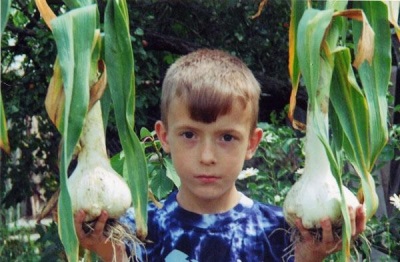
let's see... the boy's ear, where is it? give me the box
[155,120,170,153]
[245,127,263,160]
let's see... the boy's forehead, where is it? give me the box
[167,97,252,123]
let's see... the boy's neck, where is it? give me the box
[176,187,241,214]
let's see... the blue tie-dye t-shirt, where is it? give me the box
[120,191,293,262]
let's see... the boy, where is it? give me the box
[75,49,366,261]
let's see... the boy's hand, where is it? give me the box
[74,210,127,262]
[294,205,366,262]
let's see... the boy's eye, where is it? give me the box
[221,134,234,142]
[182,131,195,139]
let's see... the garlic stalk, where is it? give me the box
[283,111,359,229]
[67,101,132,222]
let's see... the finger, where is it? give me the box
[321,218,343,254]
[348,206,356,237]
[295,218,312,242]
[355,205,366,235]
[92,210,108,237]
[74,210,87,239]
[320,218,334,243]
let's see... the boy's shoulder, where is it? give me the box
[252,198,286,221]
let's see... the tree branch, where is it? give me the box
[143,31,203,55]
[6,24,36,36]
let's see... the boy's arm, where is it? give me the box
[74,210,129,262]
[294,205,366,262]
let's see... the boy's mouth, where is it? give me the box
[195,175,220,184]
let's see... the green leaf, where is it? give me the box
[104,0,148,238]
[352,1,391,166]
[329,1,391,220]
[326,0,348,11]
[287,0,306,123]
[150,168,174,200]
[331,49,370,173]
[165,158,181,188]
[0,91,10,154]
[329,48,370,260]
[140,127,152,140]
[1,0,11,37]
[110,151,125,175]
[0,0,11,154]
[50,5,98,261]
[63,0,95,10]
[296,8,334,102]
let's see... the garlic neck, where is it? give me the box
[78,101,108,161]
[303,109,332,180]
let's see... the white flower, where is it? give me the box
[237,167,259,180]
[274,195,281,203]
[264,132,277,143]
[390,194,400,211]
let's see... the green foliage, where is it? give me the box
[111,127,180,201]
[1,0,60,211]
[0,218,68,261]
[0,227,41,261]
[363,213,400,260]
[387,124,400,162]
[0,116,60,208]
[141,129,181,200]
[35,222,66,261]
[238,120,303,205]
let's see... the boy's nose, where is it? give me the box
[200,141,216,165]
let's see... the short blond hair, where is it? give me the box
[160,49,261,131]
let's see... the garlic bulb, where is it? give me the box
[283,118,359,229]
[67,101,132,222]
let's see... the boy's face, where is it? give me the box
[155,98,262,211]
